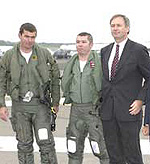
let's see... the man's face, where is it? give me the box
[19,30,36,51]
[110,17,129,42]
[76,35,93,56]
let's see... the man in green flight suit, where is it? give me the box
[0,23,60,164]
[61,32,109,164]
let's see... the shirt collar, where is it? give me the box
[115,38,128,47]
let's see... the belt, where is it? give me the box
[12,97,41,105]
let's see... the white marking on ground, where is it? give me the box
[0,136,150,154]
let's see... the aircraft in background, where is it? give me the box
[60,43,109,57]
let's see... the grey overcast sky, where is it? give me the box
[0,0,150,44]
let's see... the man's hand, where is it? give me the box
[129,100,143,115]
[0,107,9,121]
[53,105,59,113]
[142,125,149,136]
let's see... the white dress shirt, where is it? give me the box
[108,38,128,79]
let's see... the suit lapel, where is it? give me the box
[115,39,132,75]
[103,43,114,80]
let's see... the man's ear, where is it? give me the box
[18,33,21,39]
[90,42,93,49]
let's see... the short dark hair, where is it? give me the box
[77,32,93,43]
[110,14,130,33]
[19,23,37,36]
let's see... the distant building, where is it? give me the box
[0,46,13,58]
[0,46,13,53]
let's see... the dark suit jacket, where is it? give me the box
[100,39,150,121]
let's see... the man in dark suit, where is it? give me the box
[100,14,150,164]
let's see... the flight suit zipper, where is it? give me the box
[80,72,83,103]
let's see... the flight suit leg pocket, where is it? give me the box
[10,117,16,132]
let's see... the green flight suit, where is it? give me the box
[0,43,60,164]
[62,51,109,164]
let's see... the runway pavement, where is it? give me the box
[0,98,150,164]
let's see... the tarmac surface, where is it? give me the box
[0,59,150,164]
[0,104,150,164]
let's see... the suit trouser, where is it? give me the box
[10,104,58,164]
[66,103,109,164]
[102,118,143,164]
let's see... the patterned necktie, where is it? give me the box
[111,44,119,80]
